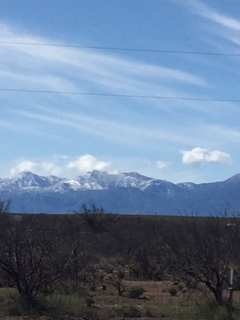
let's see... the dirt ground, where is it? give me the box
[0,281,239,320]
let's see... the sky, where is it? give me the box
[1,0,240,182]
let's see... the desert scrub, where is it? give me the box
[114,305,142,318]
[46,293,85,312]
[127,287,145,299]
[194,302,240,320]
[168,287,178,296]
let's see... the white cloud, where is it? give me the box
[156,160,170,169]
[182,147,231,165]
[10,160,62,176]
[67,154,111,173]
[10,155,111,177]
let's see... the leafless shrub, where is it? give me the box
[165,217,240,308]
[0,215,80,304]
[0,200,10,215]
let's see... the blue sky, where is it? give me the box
[1,0,240,182]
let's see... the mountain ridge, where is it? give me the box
[1,170,240,215]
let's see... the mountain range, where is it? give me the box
[0,170,240,215]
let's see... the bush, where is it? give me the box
[114,305,142,318]
[168,287,177,296]
[127,287,145,299]
[8,295,48,316]
[145,307,154,317]
[195,302,231,320]
[177,283,184,291]
[85,296,95,308]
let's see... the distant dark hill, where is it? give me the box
[0,171,240,215]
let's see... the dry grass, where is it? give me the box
[1,282,240,319]
[94,280,206,319]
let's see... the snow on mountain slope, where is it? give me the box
[0,170,158,193]
[76,170,154,190]
[0,172,62,192]
[1,171,240,214]
[1,171,235,195]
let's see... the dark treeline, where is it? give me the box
[0,203,240,318]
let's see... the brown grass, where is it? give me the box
[0,281,240,320]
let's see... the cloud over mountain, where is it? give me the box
[182,147,231,165]
[67,154,111,173]
[10,155,112,177]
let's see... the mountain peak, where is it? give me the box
[122,171,151,180]
[15,171,38,178]
[11,171,53,189]
[225,173,240,183]
[2,171,240,214]
[86,170,114,177]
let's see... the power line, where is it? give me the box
[0,88,240,103]
[0,41,240,56]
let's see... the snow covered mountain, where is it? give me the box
[0,170,156,193]
[1,171,240,215]
[0,172,62,192]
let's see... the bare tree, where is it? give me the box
[0,215,77,304]
[0,200,10,215]
[99,258,127,296]
[165,217,240,308]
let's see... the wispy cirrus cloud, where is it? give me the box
[0,22,207,94]
[0,119,15,130]
[181,0,240,46]
[183,0,240,30]
[11,106,199,146]
[1,6,240,183]
[6,101,240,151]
[0,20,213,151]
